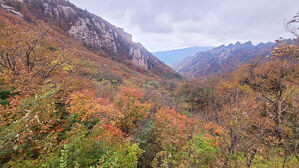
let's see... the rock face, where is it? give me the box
[68,17,118,55]
[0,0,177,77]
[0,2,24,18]
[176,41,276,78]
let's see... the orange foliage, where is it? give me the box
[96,124,124,144]
[154,109,197,148]
[68,90,107,121]
[0,96,22,127]
[114,86,150,134]
[204,122,224,136]
[68,86,151,139]
[0,22,75,97]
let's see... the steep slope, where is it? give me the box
[176,41,277,78]
[153,46,212,68]
[0,0,179,78]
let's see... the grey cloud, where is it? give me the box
[70,0,299,51]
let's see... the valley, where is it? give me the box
[0,0,298,168]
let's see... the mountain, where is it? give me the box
[0,0,179,78]
[153,47,212,68]
[175,41,277,78]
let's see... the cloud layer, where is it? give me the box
[70,0,299,51]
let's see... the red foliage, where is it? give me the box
[154,109,198,148]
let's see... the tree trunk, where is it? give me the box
[245,146,257,168]
[282,156,288,168]
[277,100,283,138]
[224,130,237,168]
[234,151,238,168]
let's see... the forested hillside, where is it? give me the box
[0,0,298,168]
[0,0,179,78]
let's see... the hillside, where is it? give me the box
[176,41,277,78]
[0,0,179,78]
[153,46,212,68]
[0,1,298,168]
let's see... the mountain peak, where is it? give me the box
[176,41,277,78]
[235,41,241,45]
[244,41,253,45]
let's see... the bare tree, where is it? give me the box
[285,11,299,38]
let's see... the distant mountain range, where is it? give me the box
[153,47,212,68]
[175,41,279,78]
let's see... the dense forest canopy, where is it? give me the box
[0,1,298,168]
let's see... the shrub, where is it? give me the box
[99,142,143,168]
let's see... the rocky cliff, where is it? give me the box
[0,0,178,77]
[175,41,276,78]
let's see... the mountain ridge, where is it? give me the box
[153,46,212,68]
[175,41,278,78]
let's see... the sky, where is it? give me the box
[69,0,299,52]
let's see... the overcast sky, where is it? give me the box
[69,0,298,52]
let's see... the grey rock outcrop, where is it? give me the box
[37,0,166,70]
[0,4,24,18]
[36,0,168,71]
[0,0,178,78]
[68,17,118,56]
[130,47,153,70]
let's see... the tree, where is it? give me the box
[216,80,275,168]
[285,11,299,38]
[175,80,212,117]
[0,22,73,94]
[247,43,299,165]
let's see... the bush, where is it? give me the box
[0,89,11,106]
[152,134,217,168]
[99,142,143,168]
[95,72,123,87]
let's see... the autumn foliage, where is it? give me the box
[0,11,298,168]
